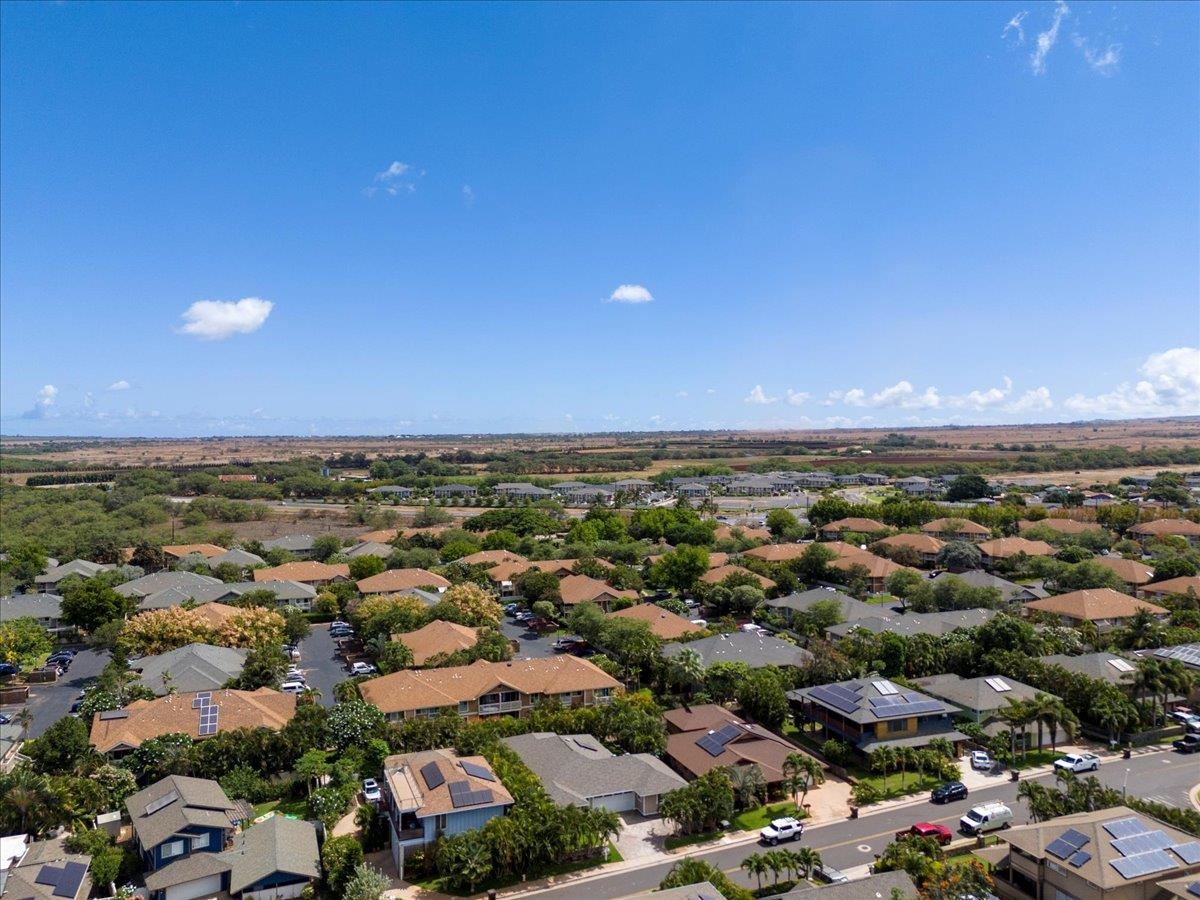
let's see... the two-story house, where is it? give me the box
[382,748,514,878]
[921,518,991,542]
[358,656,622,722]
[662,705,808,790]
[1,593,71,639]
[1023,588,1168,634]
[432,483,477,499]
[789,678,966,759]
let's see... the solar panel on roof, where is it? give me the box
[873,680,899,695]
[35,865,63,887]
[1174,842,1200,865]
[460,761,496,783]
[421,762,445,790]
[713,723,742,745]
[985,677,1012,692]
[697,735,725,757]
[191,692,212,708]
[1046,838,1077,860]
[868,696,901,707]
[1060,829,1091,851]
[54,861,88,898]
[1113,831,1173,856]
[1068,851,1091,868]
[1189,883,1200,898]
[98,709,128,720]
[1103,817,1148,839]
[144,789,180,816]
[1109,849,1177,879]
[872,701,945,719]
[809,686,860,715]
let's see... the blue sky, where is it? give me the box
[1,1,1197,436]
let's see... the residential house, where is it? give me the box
[726,476,777,496]
[675,482,711,500]
[1019,518,1108,538]
[778,871,918,899]
[1023,588,1168,633]
[432,484,477,499]
[503,732,686,814]
[91,688,296,755]
[358,656,621,722]
[763,587,879,629]
[252,561,349,587]
[34,559,113,594]
[558,574,637,612]
[921,518,991,542]
[712,523,772,542]
[612,478,654,496]
[911,674,1069,745]
[564,485,615,506]
[894,476,939,498]
[203,548,266,570]
[395,620,480,666]
[494,483,553,501]
[646,552,729,569]
[743,543,809,563]
[132,644,248,695]
[926,569,1048,604]
[827,552,916,593]
[607,603,699,640]
[662,705,804,788]
[1129,519,1200,545]
[698,565,776,591]
[1142,576,1200,599]
[661,631,812,670]
[162,544,227,564]
[356,567,451,596]
[873,533,945,565]
[819,517,889,540]
[0,593,70,638]
[359,528,400,543]
[825,608,998,641]
[1040,652,1140,692]
[126,776,238,891]
[368,485,415,499]
[457,549,529,568]
[226,579,317,611]
[983,805,1200,900]
[343,541,396,560]
[0,836,93,900]
[794,472,835,489]
[115,571,225,608]
[382,748,514,877]
[1144,644,1200,679]
[789,677,966,758]
[221,814,321,900]
[1094,557,1156,596]
[260,534,316,559]
[978,537,1056,566]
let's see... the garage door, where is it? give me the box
[590,792,635,813]
[164,874,224,900]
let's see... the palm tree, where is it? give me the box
[783,753,825,808]
[1041,696,1079,753]
[298,686,322,706]
[14,707,33,743]
[1028,692,1058,753]
[741,853,768,890]
[1133,658,1165,725]
[794,846,823,880]
[894,746,914,787]
[999,696,1035,761]
[870,745,896,788]
[729,764,766,811]
[1119,608,1163,650]
[1092,694,1135,746]
[763,849,788,886]
[1160,660,1195,721]
[670,648,705,700]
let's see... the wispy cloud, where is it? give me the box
[605,284,654,304]
[1004,10,1028,42]
[953,376,1013,410]
[1078,39,1121,75]
[462,184,475,206]
[178,297,273,340]
[785,389,810,407]
[675,390,689,398]
[364,160,422,197]
[108,380,130,391]
[1031,0,1070,74]
[828,381,941,409]
[1064,347,1200,416]
[744,385,778,405]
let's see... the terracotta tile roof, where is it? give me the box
[1018,518,1104,535]
[1142,575,1200,596]
[822,517,889,534]
[485,561,533,583]
[90,688,296,753]
[874,533,945,555]
[665,712,802,784]
[396,620,479,665]
[662,703,741,734]
[1129,518,1200,537]
[358,529,399,543]
[743,544,808,562]
[607,603,699,640]
[359,657,621,716]
[698,565,776,590]
[558,574,638,606]
[187,602,243,627]
[977,537,1055,559]
[253,561,350,584]
[646,552,729,568]
[383,748,514,818]
[1023,588,1167,622]
[458,550,529,567]
[828,552,915,581]
[356,568,451,593]
[713,524,771,542]
[921,518,990,537]
[820,540,874,559]
[1093,556,1155,585]
[162,543,227,559]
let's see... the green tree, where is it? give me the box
[935,541,982,572]
[737,668,789,730]
[25,716,92,775]
[0,616,52,668]
[2,542,47,590]
[321,835,364,893]
[342,864,390,900]
[348,555,386,580]
[650,545,710,593]
[945,475,992,502]
[765,508,800,540]
[327,701,386,750]
[516,570,562,605]
[60,578,132,633]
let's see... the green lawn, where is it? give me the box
[857,771,943,801]
[664,830,724,851]
[732,802,807,832]
[252,799,307,818]
[1002,749,1064,770]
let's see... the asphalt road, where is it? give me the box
[1,646,108,739]
[531,750,1200,899]
[295,623,350,707]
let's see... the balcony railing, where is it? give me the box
[477,700,523,715]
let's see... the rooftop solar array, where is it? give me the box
[1109,849,1177,879]
[873,680,899,696]
[54,861,88,898]
[198,704,219,737]
[191,692,213,709]
[1103,817,1148,840]
[697,723,744,757]
[1046,828,1091,860]
[807,684,860,715]
[460,760,496,783]
[985,677,1012,692]
[869,693,946,719]
[1174,842,1200,865]
[1154,645,1200,667]
[1107,658,1135,673]
[1112,831,1174,857]
[421,762,445,791]
[1067,850,1091,868]
[1102,814,1200,881]
[1187,882,1200,898]
[143,789,180,817]
[447,780,494,808]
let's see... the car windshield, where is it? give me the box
[965,810,984,823]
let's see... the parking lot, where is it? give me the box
[1,646,108,739]
[498,611,562,659]
[294,623,352,706]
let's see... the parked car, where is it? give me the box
[0,714,10,725]
[362,778,382,803]
[812,865,849,885]
[931,781,969,804]
[969,750,993,771]
[1053,753,1100,774]
[349,661,378,676]
[759,817,804,845]
[895,822,953,845]
[514,610,533,622]
[524,617,555,631]
[0,663,19,677]
[1173,734,1200,753]
[280,681,306,694]
[959,802,1013,835]
[552,637,586,653]
[504,603,521,616]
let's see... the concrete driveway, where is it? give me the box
[613,812,674,860]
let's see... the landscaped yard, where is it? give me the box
[732,801,807,832]
[664,830,724,851]
[415,844,621,896]
[856,770,943,801]
[252,798,307,818]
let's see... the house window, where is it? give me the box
[480,691,519,706]
[458,701,471,715]
[161,840,186,860]
[189,833,211,851]
[887,719,908,733]
[559,691,583,705]
[595,688,612,699]
[415,707,442,719]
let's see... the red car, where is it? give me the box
[895,822,953,845]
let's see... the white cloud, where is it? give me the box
[1064,347,1200,416]
[108,380,130,391]
[462,184,475,206]
[1007,386,1054,413]
[954,376,1013,410]
[1004,10,1028,42]
[706,388,716,395]
[744,385,778,405]
[606,284,654,304]
[36,384,58,408]
[831,381,942,409]
[675,390,689,398]
[178,297,273,340]
[1082,42,1121,75]
[1031,0,1070,74]
[785,389,810,407]
[365,160,421,197]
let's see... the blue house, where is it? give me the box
[383,748,514,879]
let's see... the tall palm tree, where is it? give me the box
[742,853,768,889]
[763,849,788,886]
[14,707,33,743]
[670,648,705,700]
[1028,693,1058,753]
[871,746,897,787]
[794,846,823,880]
[894,746,914,787]
[1041,696,1079,753]
[299,686,322,706]
[783,753,825,807]
[1091,695,1134,746]
[1160,660,1195,720]
[1133,658,1165,725]
[1119,608,1163,650]
[999,697,1035,761]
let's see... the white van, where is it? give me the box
[959,802,1013,835]
[280,680,306,694]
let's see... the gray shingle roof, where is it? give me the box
[825,607,997,639]
[911,673,1055,715]
[928,569,1048,601]
[115,571,223,600]
[35,559,112,586]
[344,541,395,559]
[764,588,878,622]
[222,815,320,894]
[502,732,686,806]
[661,632,812,669]
[133,644,249,694]
[790,678,951,727]
[261,534,315,552]
[1,593,63,620]
[126,776,237,851]
[1040,651,1139,685]
[205,548,266,568]
[142,851,231,892]
[782,870,918,899]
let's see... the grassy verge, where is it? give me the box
[857,771,943,800]
[665,830,724,851]
[1002,749,1062,770]
[252,798,307,818]
[732,802,807,832]
[415,846,620,896]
